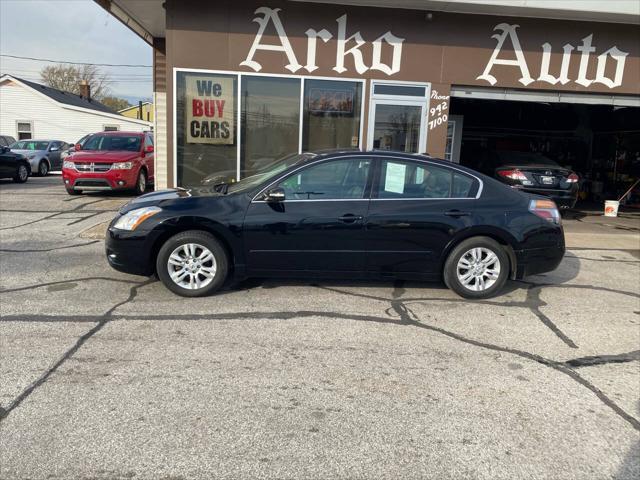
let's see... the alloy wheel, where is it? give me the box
[138,171,146,192]
[39,162,48,175]
[18,165,28,181]
[456,247,501,292]
[167,243,217,290]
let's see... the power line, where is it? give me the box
[1,54,152,68]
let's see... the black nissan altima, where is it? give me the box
[106,150,565,299]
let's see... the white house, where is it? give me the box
[0,75,152,143]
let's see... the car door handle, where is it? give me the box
[338,214,363,223]
[444,210,470,217]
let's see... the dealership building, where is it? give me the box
[96,0,640,203]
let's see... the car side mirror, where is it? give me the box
[145,145,154,153]
[74,144,82,151]
[0,146,7,153]
[264,187,285,202]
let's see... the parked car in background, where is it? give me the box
[60,133,93,163]
[62,131,154,195]
[9,139,70,175]
[0,145,30,183]
[475,150,579,209]
[105,150,565,300]
[0,135,17,148]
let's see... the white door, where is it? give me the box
[367,82,430,154]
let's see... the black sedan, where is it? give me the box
[0,145,30,183]
[478,150,579,209]
[105,150,565,299]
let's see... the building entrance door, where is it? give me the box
[367,82,430,154]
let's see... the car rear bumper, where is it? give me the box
[514,244,565,279]
[62,167,138,191]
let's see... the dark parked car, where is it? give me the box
[476,150,579,209]
[106,150,565,299]
[0,135,17,148]
[0,145,30,183]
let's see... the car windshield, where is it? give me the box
[497,151,559,167]
[11,141,49,150]
[226,153,315,194]
[82,135,141,152]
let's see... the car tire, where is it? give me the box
[66,187,81,195]
[443,236,509,300]
[38,160,49,176]
[134,169,147,196]
[13,164,29,183]
[156,230,229,297]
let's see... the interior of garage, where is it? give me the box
[449,96,640,209]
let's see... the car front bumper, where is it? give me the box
[105,221,160,276]
[62,167,138,191]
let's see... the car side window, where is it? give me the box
[276,158,371,200]
[0,137,6,147]
[377,160,453,199]
[50,141,61,150]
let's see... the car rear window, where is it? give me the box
[83,135,141,152]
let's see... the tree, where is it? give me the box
[40,64,111,100]
[101,96,132,112]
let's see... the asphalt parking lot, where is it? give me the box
[1,176,639,479]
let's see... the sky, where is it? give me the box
[0,0,152,102]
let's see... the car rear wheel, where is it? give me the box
[444,237,509,299]
[156,230,228,297]
[38,160,49,176]
[13,164,29,183]
[134,169,147,195]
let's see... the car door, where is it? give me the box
[0,147,12,177]
[243,157,373,275]
[48,141,62,169]
[365,157,480,279]
[143,134,155,181]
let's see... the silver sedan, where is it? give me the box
[10,139,69,176]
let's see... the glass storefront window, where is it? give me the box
[240,76,300,178]
[302,79,362,151]
[176,71,237,187]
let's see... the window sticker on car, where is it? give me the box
[385,162,406,194]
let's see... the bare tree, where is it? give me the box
[40,64,111,100]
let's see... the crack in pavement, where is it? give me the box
[0,199,110,231]
[0,277,141,294]
[0,241,100,253]
[0,279,155,421]
[563,350,640,368]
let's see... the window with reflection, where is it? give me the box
[240,76,300,178]
[277,158,371,200]
[377,160,453,199]
[176,71,237,187]
[302,79,362,151]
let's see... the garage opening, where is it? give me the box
[448,89,640,209]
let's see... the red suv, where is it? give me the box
[62,131,154,195]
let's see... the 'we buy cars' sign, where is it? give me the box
[186,76,234,145]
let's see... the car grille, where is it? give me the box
[75,162,112,173]
[74,179,111,187]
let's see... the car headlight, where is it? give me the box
[113,206,162,231]
[112,162,133,170]
[63,160,75,169]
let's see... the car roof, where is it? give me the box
[92,131,145,136]
[301,149,476,172]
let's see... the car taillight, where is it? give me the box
[497,169,527,181]
[566,172,579,183]
[529,199,561,225]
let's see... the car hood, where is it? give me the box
[72,151,140,163]
[11,149,46,156]
[119,187,223,213]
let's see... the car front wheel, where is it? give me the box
[13,164,29,183]
[156,230,229,297]
[443,236,509,299]
[134,169,147,195]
